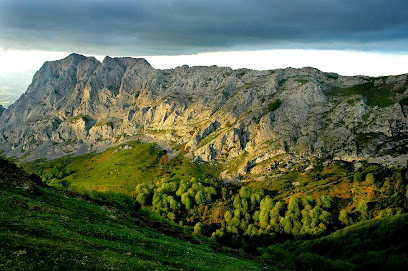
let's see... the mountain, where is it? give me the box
[0,53,407,176]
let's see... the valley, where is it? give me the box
[1,54,408,270]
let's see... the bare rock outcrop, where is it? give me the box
[0,54,407,176]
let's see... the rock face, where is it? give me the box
[0,54,407,175]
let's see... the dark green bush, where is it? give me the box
[266,99,282,112]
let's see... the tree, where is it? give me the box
[184,197,192,210]
[274,201,285,215]
[233,196,241,209]
[280,217,292,235]
[260,195,274,211]
[318,195,333,209]
[252,210,260,222]
[167,195,179,210]
[357,200,369,220]
[240,219,248,231]
[245,224,256,236]
[176,183,188,196]
[136,193,148,206]
[234,209,241,219]
[193,222,203,236]
[241,198,249,211]
[259,210,269,229]
[354,172,363,182]
[287,197,301,219]
[229,217,240,227]
[167,212,176,221]
[406,184,408,199]
[194,191,205,205]
[224,210,233,223]
[267,99,282,112]
[239,186,251,199]
[338,209,352,226]
[366,173,375,184]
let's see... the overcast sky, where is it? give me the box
[1,0,408,105]
[2,0,408,55]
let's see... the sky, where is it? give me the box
[1,0,408,106]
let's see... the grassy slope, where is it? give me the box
[24,140,220,194]
[0,183,274,271]
[261,213,408,270]
[24,143,406,219]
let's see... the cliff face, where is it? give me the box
[1,53,407,175]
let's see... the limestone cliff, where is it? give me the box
[1,53,407,176]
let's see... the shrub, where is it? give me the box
[400,97,408,107]
[366,173,375,184]
[193,222,203,236]
[354,172,363,182]
[266,99,282,112]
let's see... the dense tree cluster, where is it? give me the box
[133,178,339,246]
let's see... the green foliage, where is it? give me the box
[130,160,408,248]
[193,222,203,236]
[326,73,339,80]
[317,195,333,209]
[366,173,375,184]
[338,209,353,226]
[353,172,363,182]
[19,144,408,268]
[347,98,355,106]
[357,200,369,220]
[277,78,288,88]
[40,165,72,189]
[0,183,270,271]
[261,213,408,270]
[24,140,220,194]
[266,99,282,113]
[406,184,408,199]
[329,80,396,107]
[238,70,247,77]
[224,210,233,223]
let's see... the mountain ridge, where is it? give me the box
[0,53,407,177]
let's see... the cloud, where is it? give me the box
[0,0,407,55]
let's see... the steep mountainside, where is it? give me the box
[0,54,407,175]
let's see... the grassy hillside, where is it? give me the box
[0,160,273,270]
[260,213,408,270]
[20,141,408,270]
[24,140,220,194]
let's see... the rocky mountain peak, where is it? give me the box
[0,54,407,175]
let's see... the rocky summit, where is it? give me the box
[0,53,407,175]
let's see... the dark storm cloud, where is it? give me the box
[0,0,407,55]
